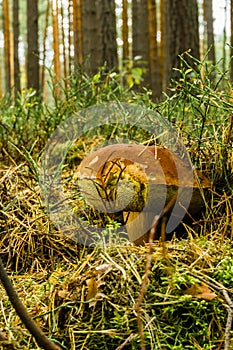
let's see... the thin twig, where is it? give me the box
[0,258,62,350]
[115,333,137,350]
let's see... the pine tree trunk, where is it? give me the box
[122,0,129,62]
[160,0,166,91]
[3,0,11,93]
[203,0,215,64]
[97,0,118,70]
[82,0,117,75]
[68,0,72,76]
[230,0,233,81]
[13,0,20,95]
[132,0,150,88]
[162,0,200,88]
[27,0,40,92]
[148,0,162,99]
[41,1,50,97]
[52,0,61,94]
[73,0,83,66]
[82,0,100,75]
[60,3,67,81]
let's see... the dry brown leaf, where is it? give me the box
[86,277,98,301]
[184,282,217,301]
[95,263,112,274]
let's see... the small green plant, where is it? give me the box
[213,257,233,287]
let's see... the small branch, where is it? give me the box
[0,258,62,350]
[115,333,137,350]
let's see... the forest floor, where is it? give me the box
[0,63,233,349]
[0,136,232,349]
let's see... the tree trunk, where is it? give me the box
[160,0,166,91]
[132,0,150,88]
[13,0,20,95]
[27,0,40,92]
[222,1,227,73]
[41,1,50,97]
[82,0,117,75]
[73,0,83,66]
[203,0,215,64]
[60,3,67,81]
[52,0,61,94]
[148,0,162,99]
[82,0,100,74]
[162,0,200,88]
[122,0,129,62]
[68,0,73,76]
[231,0,233,81]
[97,0,118,70]
[3,0,11,93]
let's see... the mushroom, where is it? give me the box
[77,143,210,245]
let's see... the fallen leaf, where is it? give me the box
[86,277,98,301]
[184,282,217,301]
[95,263,112,274]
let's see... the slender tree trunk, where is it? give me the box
[162,0,200,88]
[13,0,20,95]
[68,0,72,75]
[148,0,161,99]
[52,0,61,93]
[231,0,233,81]
[82,0,99,74]
[203,0,215,64]
[222,0,227,73]
[160,0,166,91]
[132,0,150,87]
[27,0,40,92]
[3,0,11,93]
[41,1,50,97]
[73,0,83,66]
[82,0,117,75]
[97,0,118,70]
[122,0,129,62]
[60,1,67,82]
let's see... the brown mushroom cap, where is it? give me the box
[77,143,210,244]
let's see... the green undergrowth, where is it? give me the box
[0,55,232,349]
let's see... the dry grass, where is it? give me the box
[0,163,79,272]
[0,154,232,349]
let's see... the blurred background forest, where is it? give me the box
[0,0,233,102]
